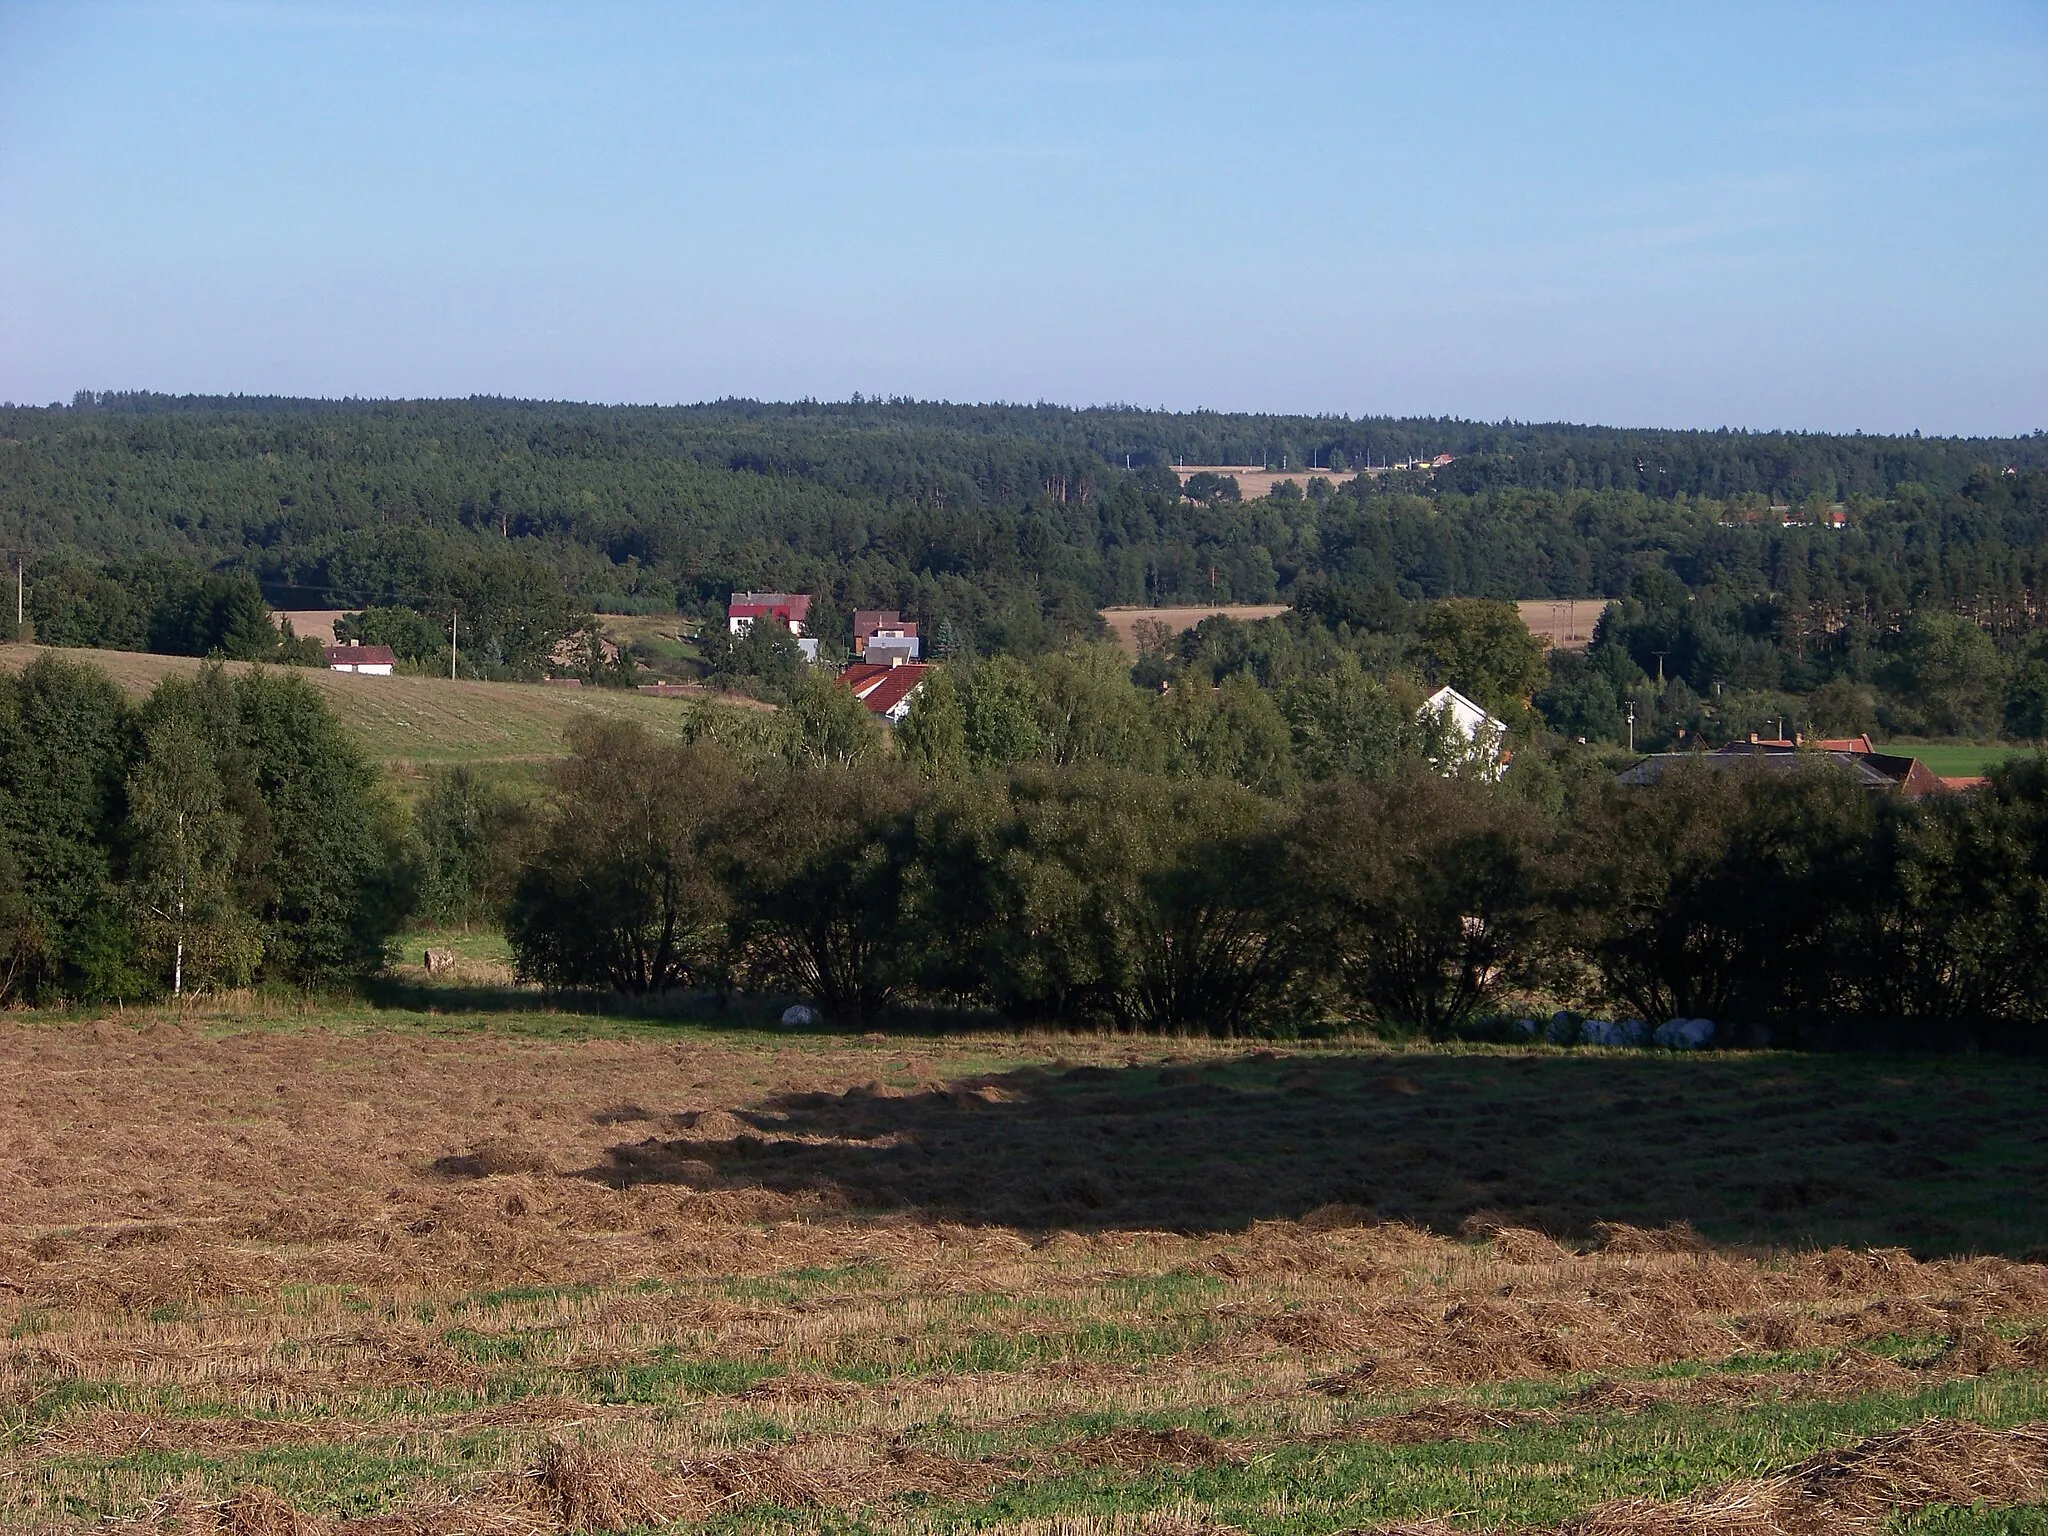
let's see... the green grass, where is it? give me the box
[1883,743,2040,777]
[0,642,766,766]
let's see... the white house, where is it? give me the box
[323,642,395,676]
[1418,684,1507,778]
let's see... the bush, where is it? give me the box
[505,721,739,994]
[1285,771,1549,1038]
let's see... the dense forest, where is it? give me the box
[3,393,2045,744]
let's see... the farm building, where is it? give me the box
[322,642,396,675]
[837,661,929,723]
[1617,739,1948,797]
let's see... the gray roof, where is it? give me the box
[1617,745,1911,792]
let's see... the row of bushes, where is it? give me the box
[486,718,2048,1048]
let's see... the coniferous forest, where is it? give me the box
[4,393,2047,748]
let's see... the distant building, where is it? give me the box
[323,642,395,676]
[853,609,920,662]
[1418,684,1507,778]
[727,591,819,662]
[1617,739,1948,798]
[837,661,930,724]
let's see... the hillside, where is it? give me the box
[0,644,765,766]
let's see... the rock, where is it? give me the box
[423,947,456,974]
[1653,1017,1715,1049]
[780,1003,819,1029]
[1582,1017,1646,1047]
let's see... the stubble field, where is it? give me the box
[7,1003,2048,1535]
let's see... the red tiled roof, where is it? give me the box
[324,644,396,666]
[728,592,811,622]
[837,661,929,716]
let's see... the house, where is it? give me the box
[837,661,930,724]
[727,591,819,661]
[853,609,920,662]
[323,642,395,676]
[1418,684,1508,778]
[1617,740,1948,798]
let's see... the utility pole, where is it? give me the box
[12,552,21,636]
[1627,700,1637,754]
[450,607,459,680]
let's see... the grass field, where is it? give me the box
[8,986,2048,1533]
[1884,744,2039,779]
[0,644,763,767]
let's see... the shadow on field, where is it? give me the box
[586,1050,2048,1257]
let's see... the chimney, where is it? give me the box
[1748,732,1758,744]
[1795,732,1803,747]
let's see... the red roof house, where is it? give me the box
[837,661,930,723]
[323,643,396,674]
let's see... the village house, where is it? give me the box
[837,660,929,723]
[322,641,395,676]
[1418,684,1508,778]
[852,609,920,663]
[727,591,819,661]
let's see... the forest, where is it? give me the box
[3,394,2046,748]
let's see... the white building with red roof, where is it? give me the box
[727,592,818,661]
[323,642,396,675]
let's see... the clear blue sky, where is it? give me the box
[2,2,2043,433]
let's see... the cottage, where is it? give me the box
[323,642,395,676]
[727,591,820,661]
[837,661,929,724]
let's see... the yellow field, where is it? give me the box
[1100,606,1291,651]
[0,644,763,766]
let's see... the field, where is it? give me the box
[1100,607,1291,652]
[1515,601,1599,653]
[1881,744,2036,779]
[8,986,2048,1534]
[0,645,760,768]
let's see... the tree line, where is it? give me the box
[0,655,403,1001]
[7,646,2046,1051]
[476,717,2048,1050]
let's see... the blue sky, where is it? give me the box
[1,2,2043,432]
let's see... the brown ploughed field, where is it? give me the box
[5,1001,2048,1534]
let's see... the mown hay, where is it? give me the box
[525,1440,689,1532]
[1069,1427,1226,1470]
[1566,1419,2048,1535]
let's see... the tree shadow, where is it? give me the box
[575,1049,2048,1258]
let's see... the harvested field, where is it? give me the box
[1516,598,1601,652]
[6,1005,2048,1533]
[0,644,762,767]
[1100,606,1290,651]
